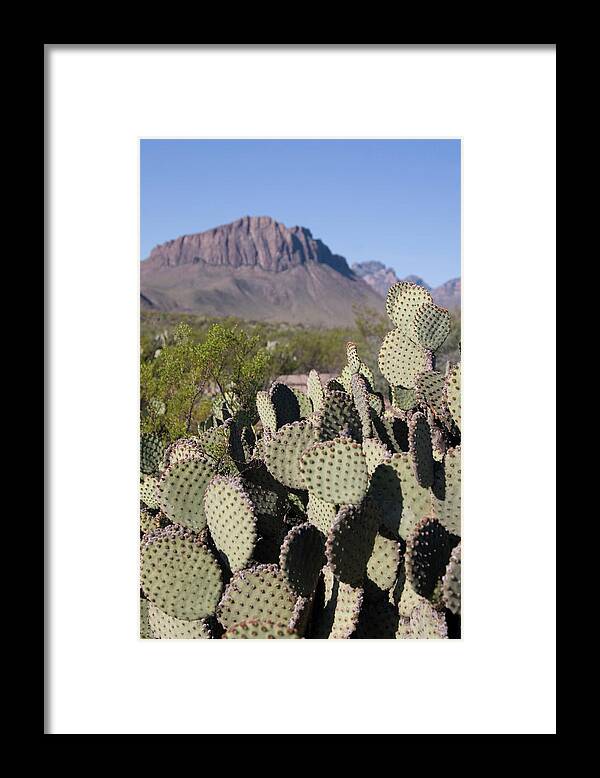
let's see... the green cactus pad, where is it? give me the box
[390,385,418,412]
[405,516,460,599]
[217,564,298,630]
[140,475,160,509]
[140,598,153,639]
[256,391,277,433]
[292,388,313,419]
[325,378,347,393]
[367,461,404,537]
[203,475,257,572]
[222,620,300,639]
[415,370,451,423]
[368,393,385,418]
[157,456,216,531]
[391,453,434,540]
[378,329,432,389]
[280,522,325,598]
[325,501,380,588]
[346,341,361,373]
[445,363,461,431]
[269,382,301,428]
[408,601,448,639]
[312,569,363,639]
[306,493,338,535]
[395,616,413,638]
[350,372,373,439]
[140,508,158,535]
[413,303,451,350]
[354,596,400,639]
[140,433,166,476]
[397,578,428,617]
[432,446,461,536]
[442,542,461,615]
[162,437,205,468]
[409,412,435,488]
[299,437,368,505]
[377,411,409,452]
[316,391,363,443]
[263,419,318,490]
[148,602,212,639]
[367,533,402,593]
[196,422,233,463]
[141,526,223,620]
[362,438,392,475]
[307,370,325,412]
[386,282,433,332]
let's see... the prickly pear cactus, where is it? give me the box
[139,282,460,638]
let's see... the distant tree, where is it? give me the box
[140,322,271,440]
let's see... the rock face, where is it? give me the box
[145,215,352,276]
[140,217,385,327]
[352,261,400,298]
[431,277,461,310]
[351,261,459,310]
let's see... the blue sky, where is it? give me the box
[140,139,460,286]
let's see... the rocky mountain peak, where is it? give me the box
[144,215,353,277]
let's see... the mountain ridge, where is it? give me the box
[352,260,460,309]
[141,217,460,327]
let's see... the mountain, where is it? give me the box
[429,277,461,310]
[352,261,460,310]
[140,216,386,327]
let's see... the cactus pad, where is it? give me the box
[263,420,318,490]
[148,602,212,639]
[316,391,363,443]
[141,526,223,620]
[351,372,373,439]
[354,596,400,639]
[432,446,461,536]
[280,522,325,598]
[409,412,435,488]
[140,598,152,639]
[391,452,434,540]
[405,517,460,599]
[157,457,216,531]
[292,388,313,419]
[162,437,205,468]
[415,370,451,423]
[362,438,392,475]
[269,382,301,428]
[445,363,461,431]
[140,433,166,475]
[366,533,402,593]
[378,329,432,389]
[442,542,461,615]
[367,461,404,537]
[386,282,433,333]
[413,303,451,350]
[307,369,325,412]
[346,341,361,373]
[204,475,257,572]
[325,501,380,588]
[140,475,160,509]
[306,493,338,535]
[312,569,363,639]
[216,564,298,631]
[299,437,368,505]
[222,620,300,639]
[256,391,277,433]
[408,601,448,639]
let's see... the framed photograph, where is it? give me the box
[46,44,556,734]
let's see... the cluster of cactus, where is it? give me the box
[140,281,461,639]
